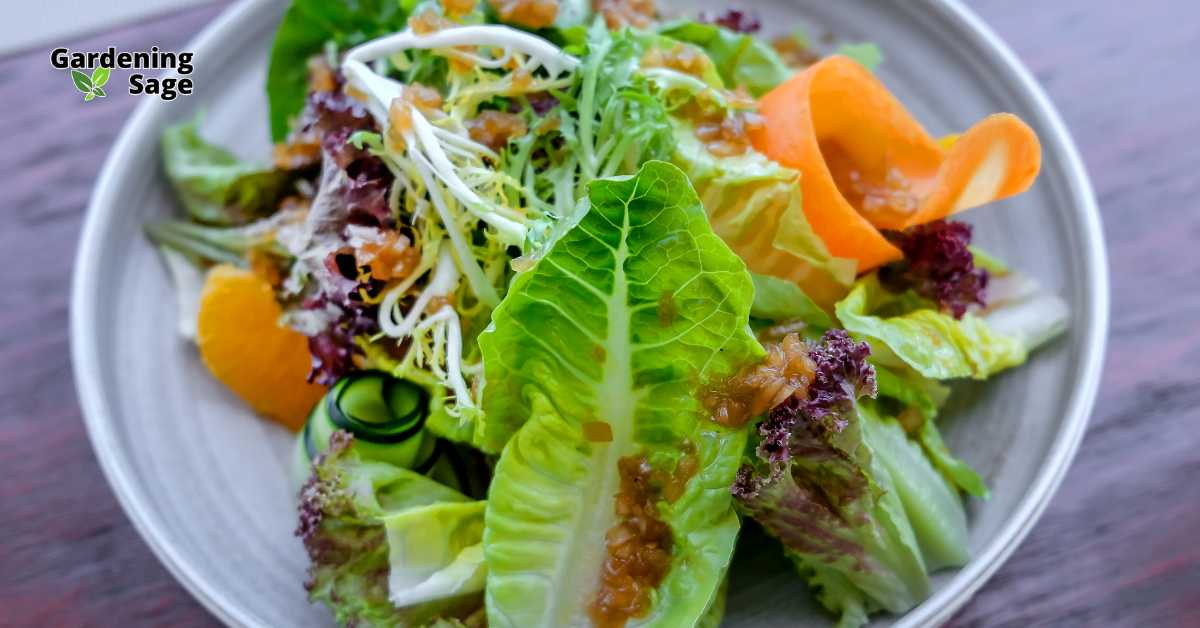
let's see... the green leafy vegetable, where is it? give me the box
[297,431,486,626]
[162,118,294,225]
[515,23,675,257]
[859,405,968,571]
[479,161,762,626]
[736,370,930,623]
[969,245,1010,276]
[671,123,856,304]
[733,330,973,626]
[919,419,989,498]
[835,275,1029,380]
[873,364,987,498]
[144,216,287,268]
[658,20,791,96]
[749,272,833,328]
[266,0,411,140]
[873,363,949,424]
[835,42,883,71]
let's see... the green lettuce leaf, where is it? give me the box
[749,271,833,329]
[859,405,969,571]
[835,275,1029,380]
[969,245,1010,276]
[873,363,949,423]
[835,42,884,71]
[797,562,870,628]
[670,123,856,305]
[919,419,989,499]
[738,397,930,618]
[479,161,763,626]
[658,20,791,96]
[266,0,411,140]
[873,364,987,498]
[297,431,485,626]
[731,329,975,623]
[161,118,294,225]
[384,501,487,610]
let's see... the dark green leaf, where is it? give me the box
[71,70,92,93]
[266,0,412,140]
[92,86,107,98]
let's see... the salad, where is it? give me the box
[147,0,1067,626]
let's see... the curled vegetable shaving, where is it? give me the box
[749,55,1041,272]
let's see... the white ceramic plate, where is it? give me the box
[71,1,1108,626]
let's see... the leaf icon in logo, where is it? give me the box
[71,70,93,95]
[91,66,111,88]
[92,86,107,98]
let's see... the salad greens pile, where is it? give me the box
[148,1,1067,626]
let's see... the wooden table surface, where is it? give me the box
[2,1,1196,626]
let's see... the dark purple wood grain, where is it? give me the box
[0,5,226,628]
[947,0,1200,625]
[0,1,1196,627]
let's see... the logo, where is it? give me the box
[70,67,111,101]
[51,46,195,101]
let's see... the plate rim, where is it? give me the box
[70,1,1109,626]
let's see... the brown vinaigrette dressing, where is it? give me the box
[593,0,656,29]
[818,140,929,227]
[703,333,815,428]
[466,110,529,152]
[489,0,560,30]
[589,444,699,627]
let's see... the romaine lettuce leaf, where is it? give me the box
[297,431,486,626]
[671,124,856,306]
[479,161,763,626]
[161,119,294,225]
[835,275,1032,380]
[658,20,791,96]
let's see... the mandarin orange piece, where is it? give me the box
[196,264,326,431]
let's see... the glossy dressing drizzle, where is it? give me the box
[589,444,698,627]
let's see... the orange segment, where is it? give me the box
[749,55,1042,271]
[196,264,326,430]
